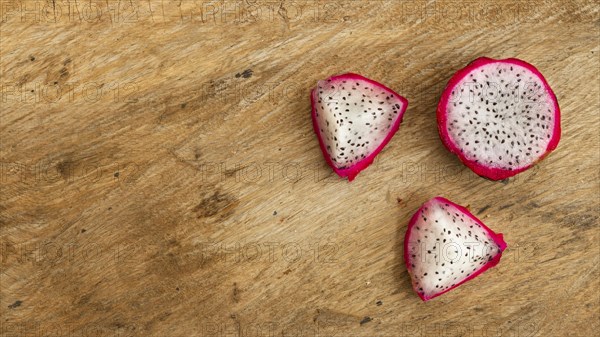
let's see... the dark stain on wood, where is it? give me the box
[76,293,91,306]
[360,316,372,325]
[233,282,240,303]
[56,160,71,180]
[8,300,22,309]
[235,69,253,78]
[563,212,598,230]
[193,191,238,219]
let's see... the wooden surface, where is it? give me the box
[1,1,599,336]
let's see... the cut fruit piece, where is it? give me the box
[437,57,561,180]
[311,73,408,181]
[404,197,507,301]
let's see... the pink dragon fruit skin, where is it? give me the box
[404,197,507,301]
[311,73,408,181]
[437,57,561,180]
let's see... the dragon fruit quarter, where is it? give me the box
[311,73,408,181]
[404,197,507,301]
[437,57,561,180]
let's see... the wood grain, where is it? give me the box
[1,1,598,336]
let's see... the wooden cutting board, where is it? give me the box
[1,1,598,336]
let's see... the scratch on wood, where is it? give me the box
[477,205,491,214]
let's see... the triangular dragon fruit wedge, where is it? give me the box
[311,73,408,181]
[437,57,561,180]
[404,197,507,301]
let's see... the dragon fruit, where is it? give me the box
[437,57,561,180]
[311,73,408,181]
[404,197,507,301]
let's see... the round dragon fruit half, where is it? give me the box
[437,57,561,180]
[311,73,408,181]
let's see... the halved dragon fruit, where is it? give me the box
[437,57,561,180]
[311,73,408,181]
[404,197,507,301]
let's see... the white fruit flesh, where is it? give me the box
[407,199,503,298]
[446,63,556,171]
[314,78,406,169]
